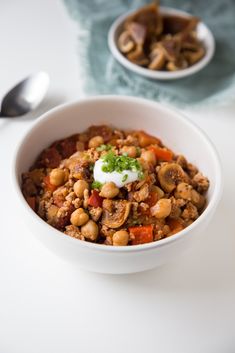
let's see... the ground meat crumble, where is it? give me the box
[22,125,209,246]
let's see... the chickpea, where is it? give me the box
[49,168,65,186]
[70,208,89,227]
[113,230,129,246]
[141,150,157,166]
[81,220,99,241]
[88,135,104,149]
[73,180,89,198]
[151,198,172,219]
[121,146,137,158]
[99,182,119,198]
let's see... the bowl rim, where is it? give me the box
[13,95,223,253]
[108,6,215,80]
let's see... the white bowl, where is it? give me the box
[108,7,215,80]
[13,96,222,274]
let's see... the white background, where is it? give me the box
[0,1,235,352]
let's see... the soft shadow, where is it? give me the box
[17,94,66,122]
[0,94,66,130]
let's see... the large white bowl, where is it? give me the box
[108,7,215,80]
[13,96,222,274]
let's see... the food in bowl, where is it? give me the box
[117,2,205,71]
[21,124,209,246]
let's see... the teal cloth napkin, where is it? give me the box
[64,0,235,107]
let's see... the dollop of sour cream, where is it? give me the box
[94,159,139,188]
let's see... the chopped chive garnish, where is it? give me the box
[100,151,143,177]
[122,174,128,182]
[96,144,112,152]
[136,147,141,157]
[91,181,103,189]
[89,163,94,172]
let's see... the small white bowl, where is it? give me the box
[108,7,215,80]
[13,96,222,274]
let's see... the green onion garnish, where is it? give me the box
[96,144,112,152]
[101,151,143,179]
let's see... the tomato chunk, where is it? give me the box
[43,175,57,192]
[37,147,62,168]
[129,225,153,245]
[148,145,173,161]
[88,190,103,208]
[145,191,158,207]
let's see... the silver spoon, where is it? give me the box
[0,72,50,117]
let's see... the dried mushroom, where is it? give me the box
[148,47,165,70]
[159,36,181,62]
[181,32,201,51]
[117,2,205,71]
[124,3,163,37]
[166,58,188,71]
[127,45,149,66]
[118,31,135,53]
[183,47,205,65]
[127,22,147,45]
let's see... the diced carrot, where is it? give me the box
[148,145,173,161]
[134,131,161,147]
[88,190,103,208]
[129,225,153,245]
[167,218,184,235]
[43,175,57,192]
[26,196,36,211]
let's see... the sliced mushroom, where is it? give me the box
[183,47,205,65]
[158,163,185,193]
[101,199,131,228]
[148,47,165,70]
[118,31,135,53]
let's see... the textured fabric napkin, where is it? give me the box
[64,0,235,107]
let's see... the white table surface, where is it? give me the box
[0,1,235,352]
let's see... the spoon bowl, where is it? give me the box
[0,72,50,117]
